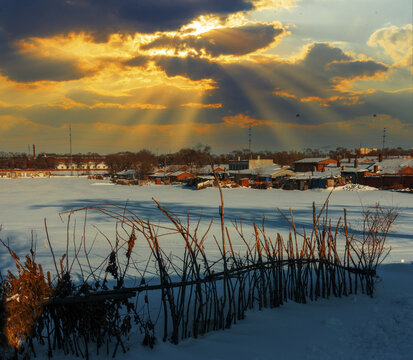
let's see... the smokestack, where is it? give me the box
[32,144,36,158]
[379,153,383,162]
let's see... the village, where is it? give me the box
[0,147,412,191]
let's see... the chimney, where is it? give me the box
[354,159,358,168]
[32,144,36,158]
[374,165,378,173]
[322,167,325,172]
[337,160,341,168]
[348,157,351,163]
[379,153,383,162]
[238,156,240,161]
[341,165,346,171]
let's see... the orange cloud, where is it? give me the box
[222,114,272,128]
[0,115,43,131]
[89,102,167,110]
[181,103,222,109]
[251,0,300,10]
[273,89,298,99]
[300,95,362,107]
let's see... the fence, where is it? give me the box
[0,190,397,359]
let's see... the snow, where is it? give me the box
[333,184,378,191]
[294,157,330,163]
[1,177,413,359]
[374,158,413,174]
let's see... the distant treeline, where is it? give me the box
[1,146,412,178]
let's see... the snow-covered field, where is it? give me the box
[1,177,413,359]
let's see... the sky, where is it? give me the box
[0,0,411,154]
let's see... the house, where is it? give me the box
[294,158,337,172]
[169,170,195,182]
[55,157,108,171]
[186,176,216,190]
[230,164,295,185]
[229,156,273,171]
[239,178,250,187]
[116,169,139,180]
[327,158,373,184]
[285,167,344,190]
[360,157,413,189]
[193,164,229,176]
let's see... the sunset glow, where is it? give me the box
[0,0,411,153]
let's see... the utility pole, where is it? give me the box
[248,126,252,159]
[69,122,73,176]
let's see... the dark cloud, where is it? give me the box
[0,0,252,81]
[141,24,284,57]
[125,56,150,68]
[302,43,351,69]
[327,60,388,79]
[0,30,92,82]
[0,0,253,41]
[125,42,392,126]
[153,56,222,81]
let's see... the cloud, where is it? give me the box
[89,103,166,110]
[0,0,253,41]
[367,24,413,71]
[0,30,94,82]
[0,0,257,82]
[137,42,389,124]
[141,24,284,57]
[149,56,223,82]
[300,95,362,107]
[273,90,298,99]
[0,114,41,131]
[222,114,272,127]
[250,0,300,10]
[181,103,223,109]
[327,60,388,80]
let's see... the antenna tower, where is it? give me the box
[248,126,252,159]
[69,122,73,176]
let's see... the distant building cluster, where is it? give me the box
[111,154,413,191]
[55,158,108,170]
[1,153,412,191]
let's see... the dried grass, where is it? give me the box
[0,190,398,359]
